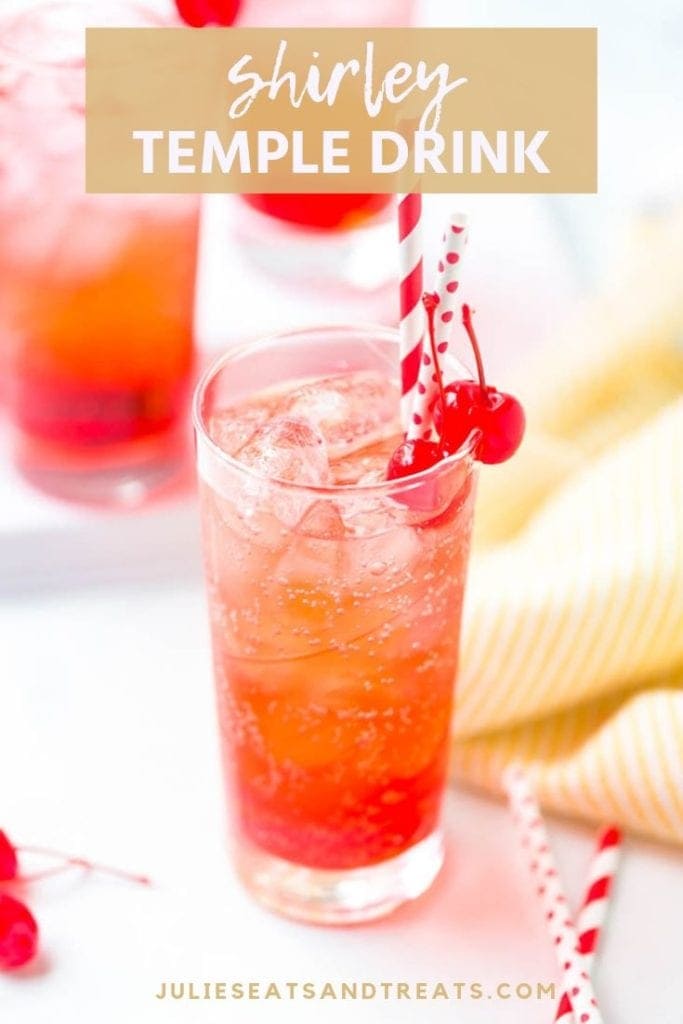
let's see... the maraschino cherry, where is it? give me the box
[388,296,524,480]
[0,831,18,882]
[438,305,525,464]
[175,0,241,27]
[386,438,440,480]
[0,895,38,971]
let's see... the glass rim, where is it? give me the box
[193,322,479,497]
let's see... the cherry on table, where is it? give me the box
[0,895,38,971]
[0,830,18,882]
[175,0,241,27]
[0,828,150,973]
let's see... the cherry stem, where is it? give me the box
[461,304,487,390]
[17,845,151,887]
[423,291,448,454]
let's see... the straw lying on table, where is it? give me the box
[504,765,605,1024]
[555,826,622,1023]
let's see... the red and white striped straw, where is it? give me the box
[406,212,468,441]
[503,766,604,1024]
[555,826,622,1023]
[398,192,424,430]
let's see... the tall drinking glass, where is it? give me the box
[0,1,200,504]
[194,326,477,923]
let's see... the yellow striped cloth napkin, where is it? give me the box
[451,209,683,844]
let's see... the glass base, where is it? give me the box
[236,830,444,925]
[14,430,189,508]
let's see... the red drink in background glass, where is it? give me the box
[242,194,393,232]
[0,1,200,504]
[194,326,477,923]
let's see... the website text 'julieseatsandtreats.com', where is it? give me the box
[153,979,557,1003]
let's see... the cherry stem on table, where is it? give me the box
[17,846,151,886]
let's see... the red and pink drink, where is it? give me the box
[195,326,477,923]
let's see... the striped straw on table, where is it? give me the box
[555,826,622,1023]
[504,765,604,1024]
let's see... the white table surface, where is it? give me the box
[1,577,682,1023]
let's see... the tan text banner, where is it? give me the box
[86,28,597,193]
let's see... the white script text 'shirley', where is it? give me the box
[225,40,467,131]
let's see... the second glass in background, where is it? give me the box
[229,0,416,312]
[0,1,200,505]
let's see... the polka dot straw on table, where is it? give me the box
[503,765,605,1024]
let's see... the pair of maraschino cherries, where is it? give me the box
[388,297,525,479]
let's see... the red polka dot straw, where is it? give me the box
[406,212,468,441]
[555,826,622,1023]
[503,765,605,1024]
[433,214,468,388]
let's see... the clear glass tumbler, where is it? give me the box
[0,1,200,505]
[194,325,477,923]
